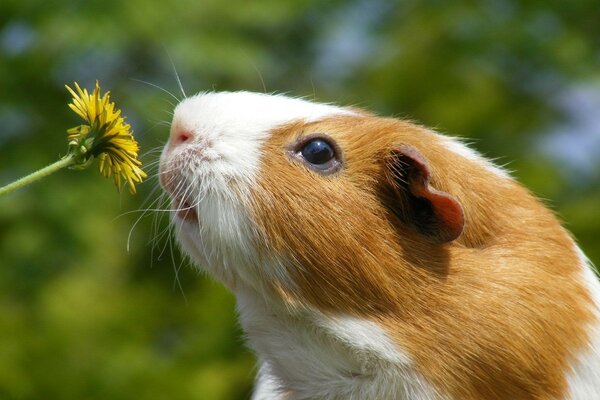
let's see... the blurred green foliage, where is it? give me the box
[0,1,599,399]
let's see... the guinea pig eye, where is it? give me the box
[301,139,334,165]
[290,134,342,174]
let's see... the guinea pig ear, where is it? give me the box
[383,145,464,243]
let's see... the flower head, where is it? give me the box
[65,81,147,193]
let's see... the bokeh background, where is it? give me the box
[1,1,599,399]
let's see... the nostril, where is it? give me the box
[176,130,192,144]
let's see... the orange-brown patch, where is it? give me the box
[250,115,593,399]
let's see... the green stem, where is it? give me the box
[0,154,76,196]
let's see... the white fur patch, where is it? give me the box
[441,135,512,179]
[252,362,287,400]
[170,91,353,185]
[237,287,442,400]
[566,247,600,399]
[314,315,410,365]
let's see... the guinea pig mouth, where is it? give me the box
[172,197,198,223]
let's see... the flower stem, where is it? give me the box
[0,155,76,197]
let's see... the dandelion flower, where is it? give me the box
[0,80,146,197]
[65,81,147,193]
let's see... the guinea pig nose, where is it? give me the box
[170,124,194,147]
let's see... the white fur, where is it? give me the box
[236,286,442,400]
[566,247,600,399]
[313,316,410,365]
[441,135,512,180]
[252,362,287,400]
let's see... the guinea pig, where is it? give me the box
[158,91,600,400]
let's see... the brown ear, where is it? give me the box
[384,145,464,243]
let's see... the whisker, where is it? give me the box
[148,119,172,127]
[168,229,188,303]
[150,216,172,250]
[173,251,189,303]
[161,43,187,99]
[126,190,166,252]
[155,223,173,261]
[123,171,183,253]
[141,145,167,158]
[130,78,181,104]
[149,195,174,262]
[170,57,187,99]
[142,161,168,173]
[150,196,173,266]
[245,55,267,94]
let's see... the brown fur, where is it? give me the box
[249,114,593,399]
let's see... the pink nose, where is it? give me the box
[169,124,193,147]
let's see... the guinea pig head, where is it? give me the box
[159,91,355,289]
[160,91,468,310]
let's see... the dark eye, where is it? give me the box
[301,139,335,165]
[289,134,342,174]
